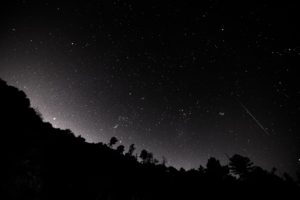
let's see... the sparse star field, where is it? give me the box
[0,1,299,176]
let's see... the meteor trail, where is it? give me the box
[236,99,270,135]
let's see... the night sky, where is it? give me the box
[1,0,299,176]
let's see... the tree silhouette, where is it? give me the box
[140,149,154,164]
[127,144,136,156]
[229,154,253,178]
[206,157,229,180]
[116,145,125,154]
[161,156,167,166]
[108,136,118,147]
[271,167,277,175]
[198,165,205,174]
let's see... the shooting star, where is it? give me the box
[236,99,270,135]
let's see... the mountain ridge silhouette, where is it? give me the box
[0,78,298,200]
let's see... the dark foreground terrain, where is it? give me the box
[0,78,299,200]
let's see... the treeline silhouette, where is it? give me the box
[0,78,299,200]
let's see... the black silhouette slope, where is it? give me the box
[0,78,298,200]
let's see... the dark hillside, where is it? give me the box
[0,79,298,200]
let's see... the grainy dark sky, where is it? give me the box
[0,0,299,175]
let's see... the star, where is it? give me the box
[113,124,119,129]
[218,112,225,116]
[1,0,298,177]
